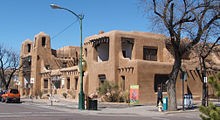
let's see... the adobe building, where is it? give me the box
[19,30,220,104]
[19,32,80,99]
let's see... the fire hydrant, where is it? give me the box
[158,101,163,112]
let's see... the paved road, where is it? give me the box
[0,102,201,120]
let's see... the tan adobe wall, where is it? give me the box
[19,30,219,105]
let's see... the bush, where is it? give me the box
[97,81,118,102]
[97,81,129,103]
[199,103,220,120]
[98,81,118,95]
[199,72,220,120]
[118,90,130,103]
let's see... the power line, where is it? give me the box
[51,19,79,40]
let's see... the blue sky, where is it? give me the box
[0,0,151,52]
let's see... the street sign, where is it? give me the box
[204,77,207,83]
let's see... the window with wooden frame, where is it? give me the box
[143,47,158,61]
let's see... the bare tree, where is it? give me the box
[141,0,220,110]
[195,27,219,106]
[0,45,21,90]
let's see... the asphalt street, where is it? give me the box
[0,99,201,120]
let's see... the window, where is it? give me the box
[75,77,78,90]
[121,76,125,91]
[42,37,46,47]
[96,43,109,62]
[84,48,87,57]
[143,47,157,61]
[44,79,48,88]
[45,65,50,70]
[121,37,134,59]
[122,50,126,58]
[92,37,110,62]
[76,51,78,58]
[154,74,169,92]
[62,62,67,68]
[98,74,106,84]
[67,78,70,89]
[27,44,31,53]
[10,89,19,94]
[34,37,36,47]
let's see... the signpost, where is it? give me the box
[204,76,208,106]
[181,71,187,111]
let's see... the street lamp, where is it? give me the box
[50,4,85,110]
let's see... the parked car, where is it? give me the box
[1,89,20,103]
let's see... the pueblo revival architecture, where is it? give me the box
[19,30,220,104]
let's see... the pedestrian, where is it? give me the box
[157,86,163,107]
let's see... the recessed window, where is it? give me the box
[42,37,46,47]
[44,79,48,88]
[122,50,126,58]
[121,76,125,91]
[121,37,134,59]
[92,37,109,62]
[62,62,67,68]
[96,43,109,62]
[143,47,157,61]
[75,77,78,90]
[98,74,106,84]
[45,65,50,70]
[67,78,70,89]
[34,37,36,47]
[84,48,87,57]
[27,44,31,53]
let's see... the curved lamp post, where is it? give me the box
[50,4,85,110]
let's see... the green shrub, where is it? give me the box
[118,90,130,103]
[200,72,220,120]
[208,73,220,98]
[199,103,220,120]
[98,81,118,95]
[98,81,130,102]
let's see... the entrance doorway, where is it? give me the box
[154,74,169,92]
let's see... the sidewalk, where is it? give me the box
[21,97,200,117]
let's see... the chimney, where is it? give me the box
[98,30,104,34]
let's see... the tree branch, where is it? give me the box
[203,13,220,33]
[153,0,163,18]
[203,37,220,58]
